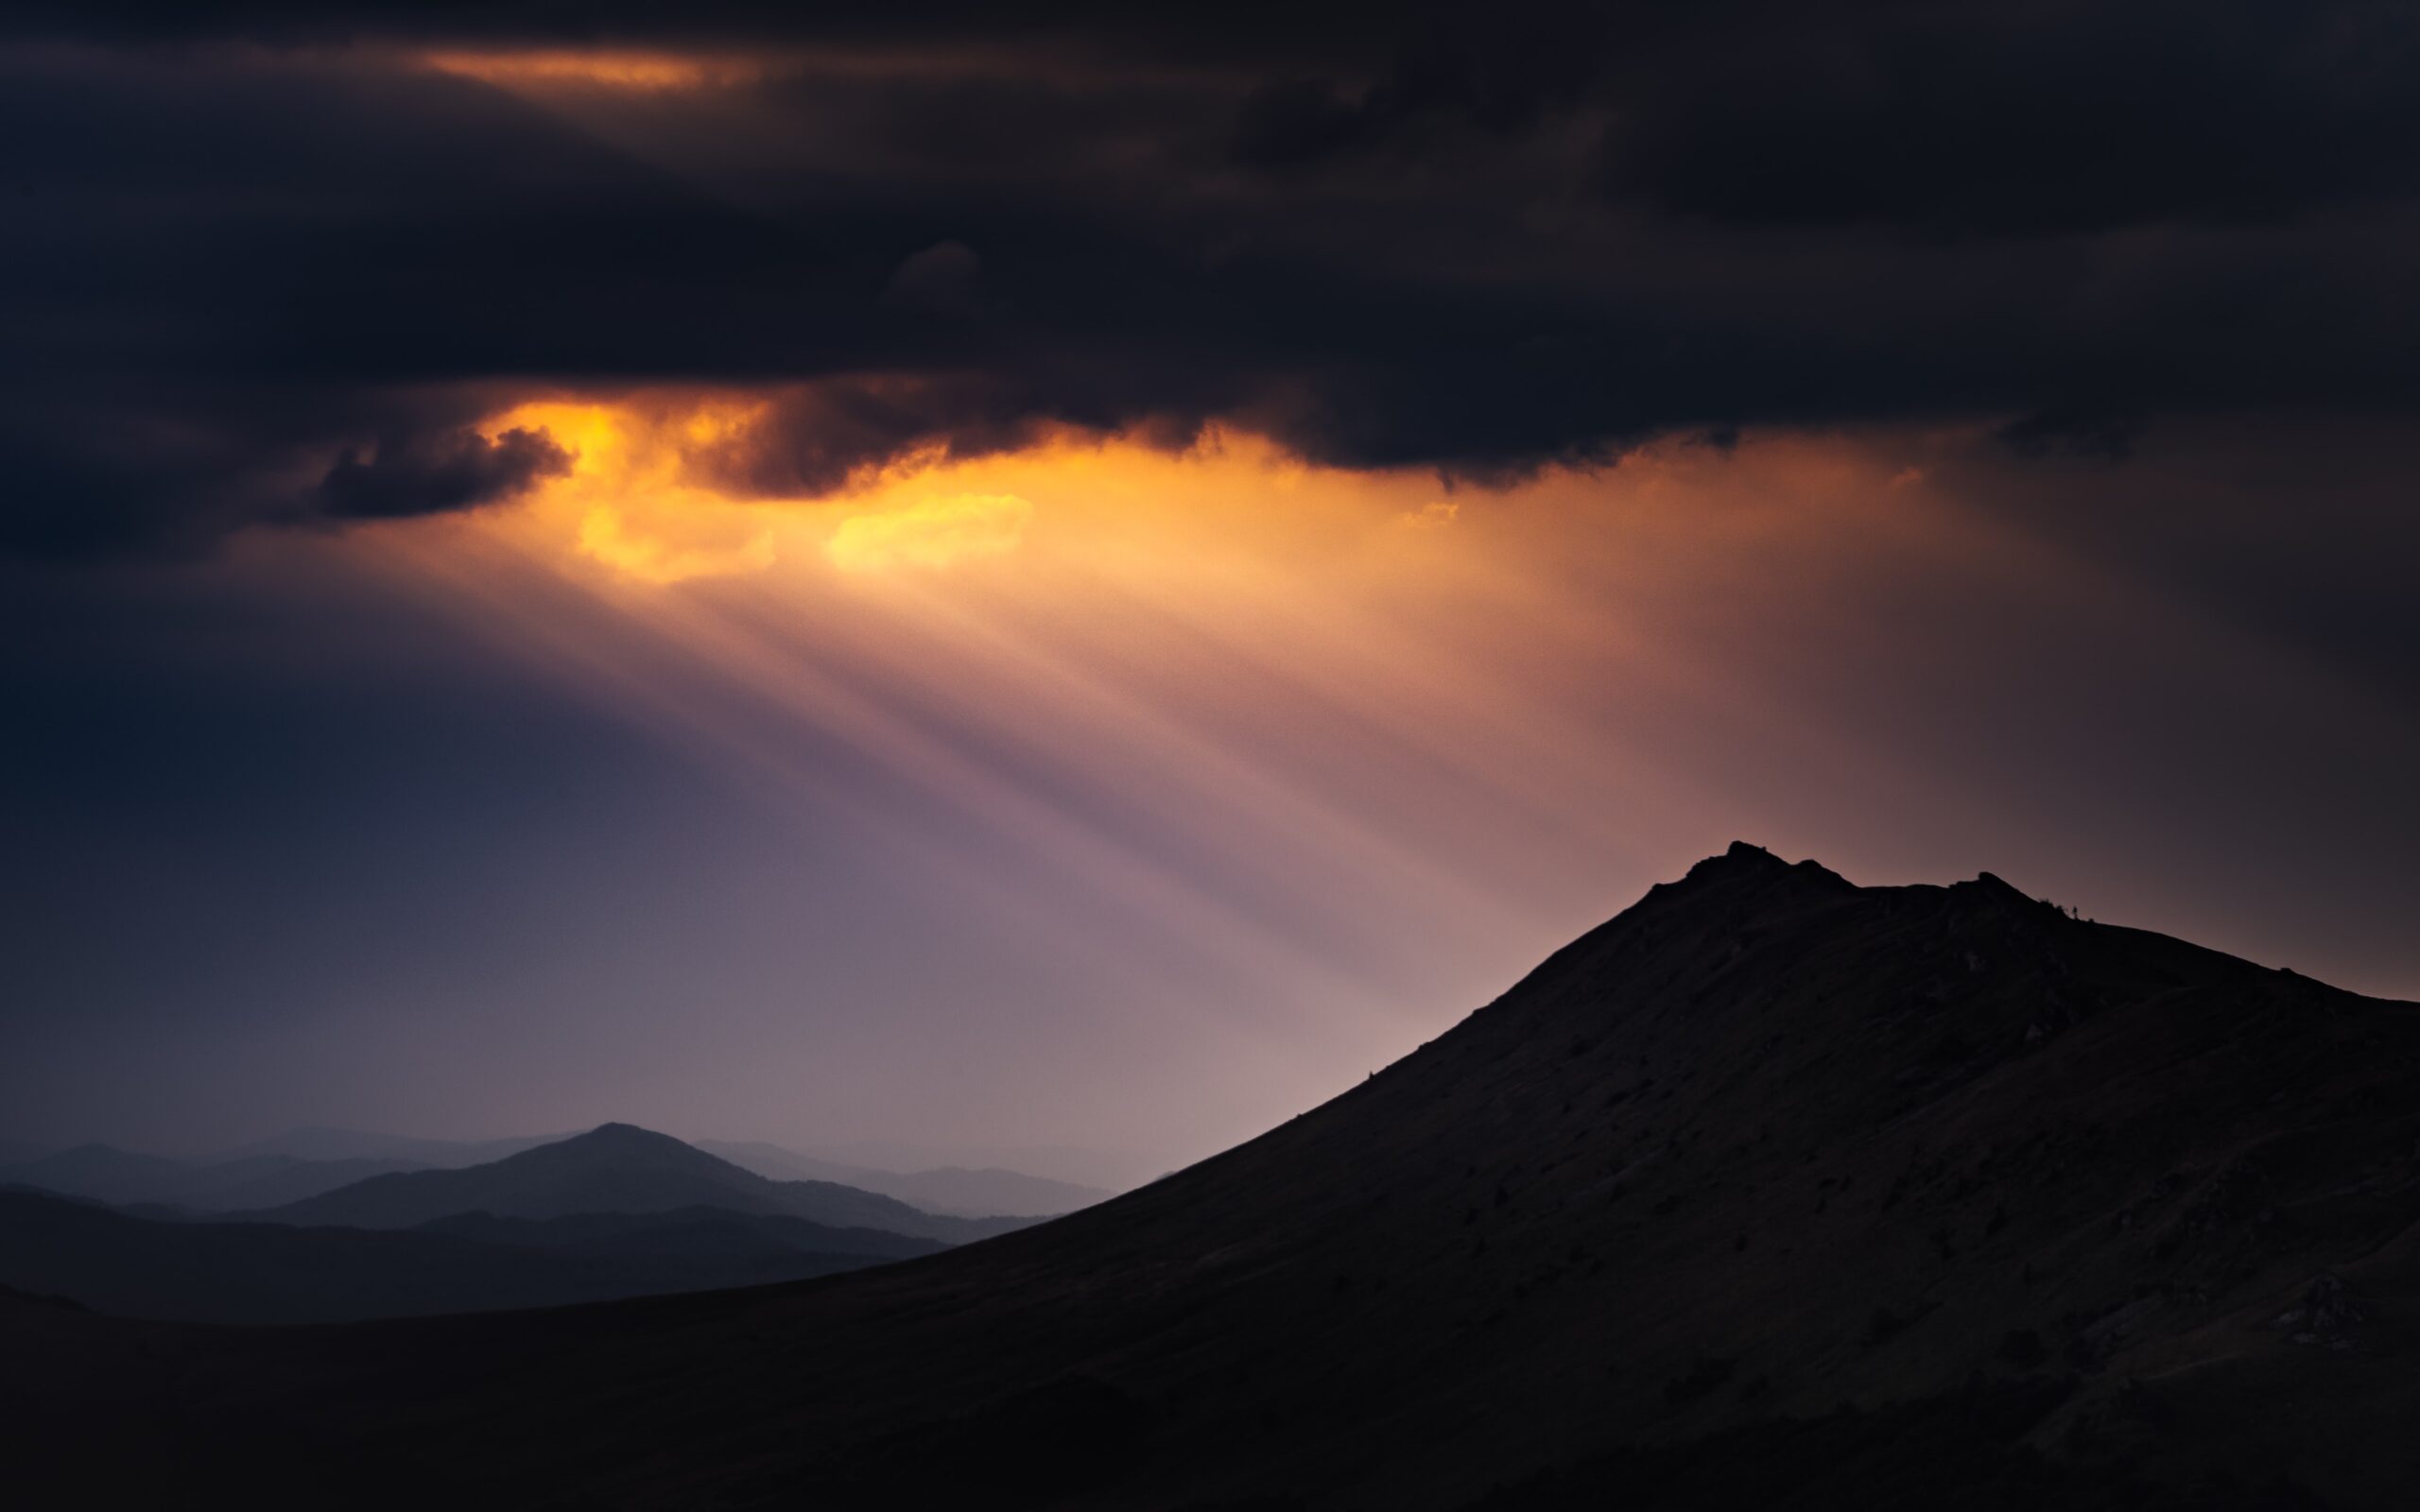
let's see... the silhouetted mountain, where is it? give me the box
[262,1124,1035,1244]
[0,1188,937,1324]
[699,1140,1116,1217]
[11,846,2420,1508]
[211,1127,570,1169]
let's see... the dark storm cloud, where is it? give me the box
[1595,3,2420,237]
[1994,409,2143,464]
[317,427,571,520]
[1228,18,1604,168]
[2,1,2418,559]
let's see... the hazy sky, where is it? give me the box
[4,4,2415,1178]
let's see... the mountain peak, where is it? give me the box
[1703,839,1786,872]
[1667,841,1853,900]
[552,1123,710,1161]
[1958,869,2036,904]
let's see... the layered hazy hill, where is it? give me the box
[0,1129,567,1211]
[0,1125,1097,1219]
[0,1143,427,1211]
[213,1128,571,1169]
[0,1125,1029,1322]
[696,1142,1115,1218]
[0,1189,942,1324]
[12,846,2420,1508]
[258,1123,1033,1244]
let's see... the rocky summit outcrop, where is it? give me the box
[9,845,2419,1509]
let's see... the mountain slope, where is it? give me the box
[698,1141,1116,1217]
[197,1157,430,1211]
[11,846,2420,1508]
[262,1124,1031,1243]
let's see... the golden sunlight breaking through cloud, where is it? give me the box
[375,396,2420,1112]
[826,493,1034,572]
[478,399,795,583]
[469,394,1476,590]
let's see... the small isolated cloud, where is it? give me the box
[826,492,1032,572]
[1397,500,1461,528]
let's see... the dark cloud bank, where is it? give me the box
[2,0,2417,559]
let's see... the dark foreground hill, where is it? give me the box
[10,845,2420,1508]
[261,1123,1035,1244]
[0,1188,942,1323]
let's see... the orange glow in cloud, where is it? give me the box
[422,50,762,92]
[471,394,1468,588]
[477,399,786,583]
[826,493,1034,572]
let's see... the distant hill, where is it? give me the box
[207,1127,571,1169]
[9,846,2420,1507]
[0,1144,424,1211]
[804,1138,1161,1193]
[0,1143,202,1206]
[260,1124,1036,1244]
[698,1140,1115,1217]
[196,1156,430,1211]
[419,1209,942,1265]
[0,1129,1110,1220]
[0,1188,926,1325]
[0,1145,400,1210]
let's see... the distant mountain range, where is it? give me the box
[10,845,2419,1507]
[0,1124,1004,1323]
[0,1127,1108,1219]
[0,1188,941,1324]
[211,1127,572,1169]
[0,1144,426,1211]
[697,1140,1115,1217]
[255,1124,1034,1244]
